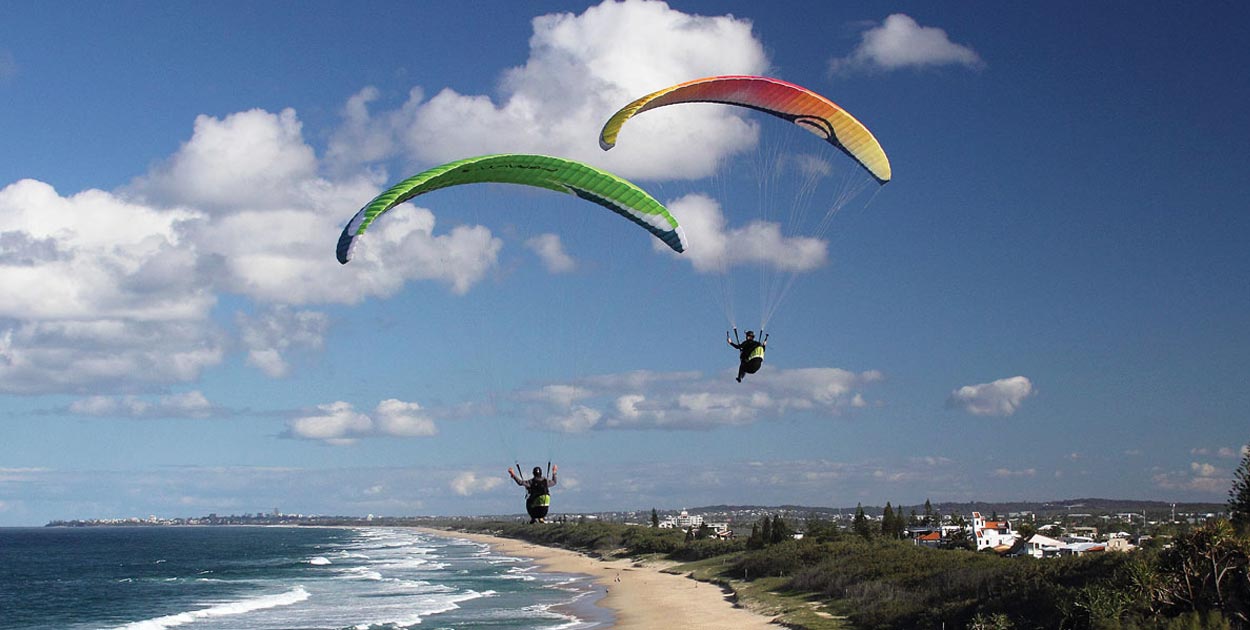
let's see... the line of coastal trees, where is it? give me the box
[456,445,1250,630]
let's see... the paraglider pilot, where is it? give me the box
[509,463,557,523]
[727,329,767,383]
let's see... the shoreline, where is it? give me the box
[414,527,779,630]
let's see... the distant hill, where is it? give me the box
[685,498,1227,520]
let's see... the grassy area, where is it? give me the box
[667,554,851,629]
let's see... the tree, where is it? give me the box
[1017,521,1038,540]
[1154,519,1250,621]
[1040,523,1065,538]
[892,505,907,538]
[923,499,935,526]
[880,502,905,539]
[853,503,873,539]
[696,522,711,540]
[747,522,764,549]
[770,515,792,544]
[651,508,659,528]
[944,514,974,550]
[881,502,896,538]
[806,515,840,542]
[1229,445,1250,535]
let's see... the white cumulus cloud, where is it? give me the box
[947,376,1034,416]
[526,233,576,273]
[237,306,329,378]
[286,399,438,444]
[327,0,769,181]
[133,108,318,213]
[374,399,438,437]
[286,401,373,445]
[450,471,503,496]
[0,103,505,393]
[831,14,983,74]
[132,107,508,303]
[659,194,827,273]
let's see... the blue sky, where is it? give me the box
[1,1,1248,526]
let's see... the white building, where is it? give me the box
[971,512,1019,552]
[1024,534,1066,558]
[659,509,702,529]
[657,510,734,537]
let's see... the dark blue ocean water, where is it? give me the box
[0,526,608,630]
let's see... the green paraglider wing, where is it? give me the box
[336,154,686,264]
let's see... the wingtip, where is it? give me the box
[335,230,356,264]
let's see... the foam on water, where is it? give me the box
[112,586,311,630]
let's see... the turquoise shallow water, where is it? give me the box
[0,526,609,630]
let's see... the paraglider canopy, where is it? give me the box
[336,153,688,264]
[599,75,891,184]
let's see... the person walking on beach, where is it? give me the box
[509,464,557,523]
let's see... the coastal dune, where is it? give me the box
[420,528,779,629]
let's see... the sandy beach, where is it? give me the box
[415,527,779,629]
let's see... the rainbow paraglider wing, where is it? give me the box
[336,153,687,264]
[599,75,891,184]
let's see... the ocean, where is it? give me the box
[0,526,609,630]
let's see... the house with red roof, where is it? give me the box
[972,512,1019,552]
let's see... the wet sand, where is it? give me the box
[415,527,779,629]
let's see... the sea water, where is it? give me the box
[0,526,609,630]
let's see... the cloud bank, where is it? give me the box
[516,367,883,432]
[68,390,215,419]
[1153,461,1230,494]
[0,1,781,396]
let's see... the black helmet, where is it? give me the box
[745,330,755,337]
[532,466,543,476]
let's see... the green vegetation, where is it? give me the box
[1231,449,1250,535]
[452,512,1250,630]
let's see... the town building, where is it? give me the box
[971,512,1018,552]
